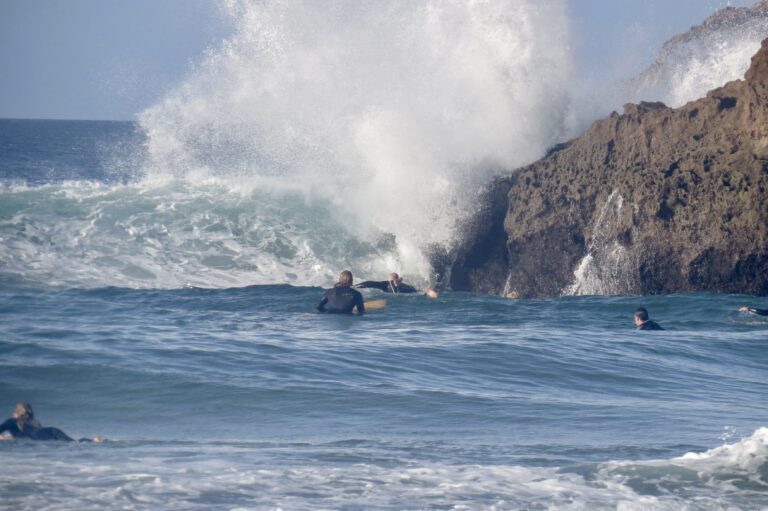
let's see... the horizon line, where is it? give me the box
[0,116,137,123]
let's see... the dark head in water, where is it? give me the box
[634,307,650,323]
[634,307,664,331]
[335,270,354,288]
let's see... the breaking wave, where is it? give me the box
[136,0,575,286]
[3,427,767,509]
[2,1,767,290]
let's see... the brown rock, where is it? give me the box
[447,38,768,298]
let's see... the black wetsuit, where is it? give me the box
[0,418,74,441]
[356,280,420,294]
[745,307,768,316]
[317,285,365,314]
[636,320,664,331]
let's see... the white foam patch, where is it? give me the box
[2,429,768,509]
[0,180,396,289]
[0,449,644,510]
[677,427,768,480]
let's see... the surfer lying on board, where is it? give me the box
[317,270,365,314]
[356,273,438,298]
[0,402,102,442]
[634,307,664,331]
[739,306,768,316]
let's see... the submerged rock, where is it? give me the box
[448,38,768,298]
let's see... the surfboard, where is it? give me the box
[364,299,387,310]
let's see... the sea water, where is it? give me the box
[2,119,768,510]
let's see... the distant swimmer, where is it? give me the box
[739,306,768,316]
[317,270,365,314]
[634,307,664,331]
[0,402,101,442]
[356,272,438,298]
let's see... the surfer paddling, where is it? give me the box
[634,307,664,331]
[317,270,365,314]
[0,402,101,442]
[739,306,768,316]
[356,272,438,298]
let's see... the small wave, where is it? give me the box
[1,429,766,509]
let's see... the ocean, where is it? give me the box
[1,118,767,510]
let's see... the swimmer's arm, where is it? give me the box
[399,283,438,298]
[355,295,365,314]
[317,294,329,313]
[0,419,13,435]
[78,436,103,443]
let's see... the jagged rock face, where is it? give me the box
[448,38,768,298]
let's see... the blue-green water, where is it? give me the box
[2,119,768,510]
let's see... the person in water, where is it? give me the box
[739,306,768,316]
[317,270,365,314]
[356,272,438,297]
[0,402,101,442]
[634,307,664,331]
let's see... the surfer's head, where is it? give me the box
[634,307,649,325]
[12,402,34,421]
[337,270,353,287]
[388,272,402,285]
[11,402,42,431]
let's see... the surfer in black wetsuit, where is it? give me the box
[634,307,664,331]
[0,402,101,442]
[739,306,768,316]
[356,273,437,297]
[317,270,365,314]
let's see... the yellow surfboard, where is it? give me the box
[364,299,387,310]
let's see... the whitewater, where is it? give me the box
[2,1,768,509]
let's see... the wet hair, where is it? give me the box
[13,402,34,420]
[336,270,353,287]
[388,272,401,282]
[634,307,649,321]
[12,402,42,431]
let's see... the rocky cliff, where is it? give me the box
[447,38,768,298]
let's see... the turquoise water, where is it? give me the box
[2,119,768,510]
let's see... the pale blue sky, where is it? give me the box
[0,0,755,120]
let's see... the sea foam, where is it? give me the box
[2,428,766,509]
